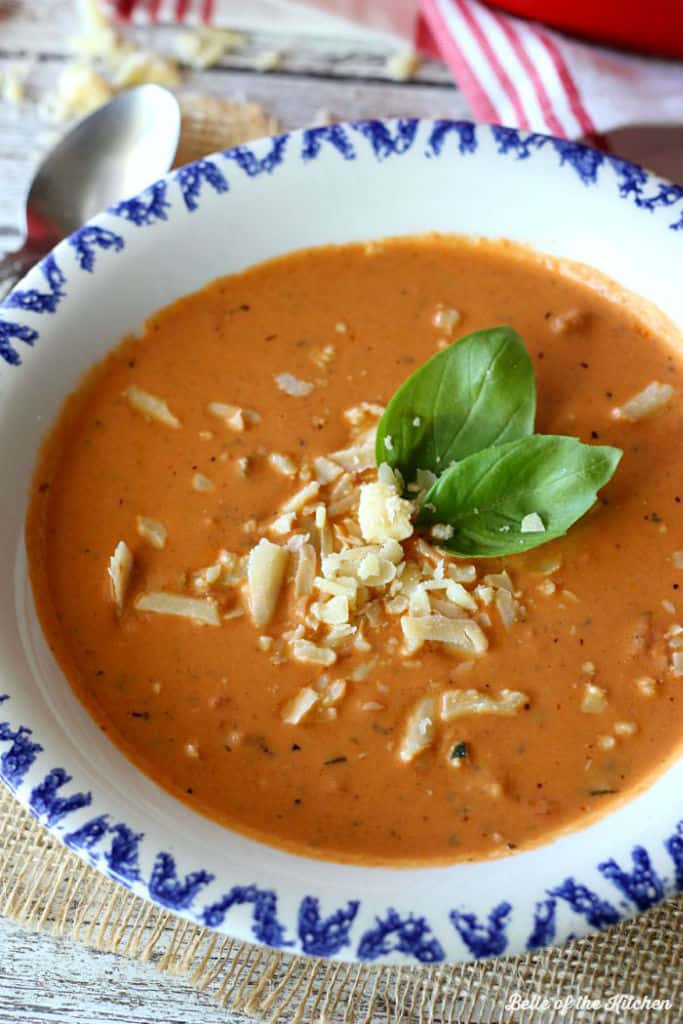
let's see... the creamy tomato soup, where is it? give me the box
[26,236,683,865]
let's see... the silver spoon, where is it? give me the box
[0,84,181,298]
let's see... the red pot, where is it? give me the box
[489,0,683,58]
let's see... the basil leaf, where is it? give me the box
[376,326,535,484]
[418,435,622,557]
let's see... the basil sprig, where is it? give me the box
[376,327,622,558]
[376,327,536,482]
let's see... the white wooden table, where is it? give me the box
[0,3,681,1020]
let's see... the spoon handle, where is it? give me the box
[0,243,49,303]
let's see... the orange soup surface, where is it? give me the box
[27,236,683,865]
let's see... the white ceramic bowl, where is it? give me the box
[1,120,681,964]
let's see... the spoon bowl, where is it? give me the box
[1,84,180,292]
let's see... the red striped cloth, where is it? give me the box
[103,0,683,139]
[421,0,597,136]
[108,0,214,23]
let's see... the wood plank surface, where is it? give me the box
[0,916,257,1024]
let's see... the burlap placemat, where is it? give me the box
[174,94,280,167]
[1,785,681,1023]
[2,98,681,1024]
